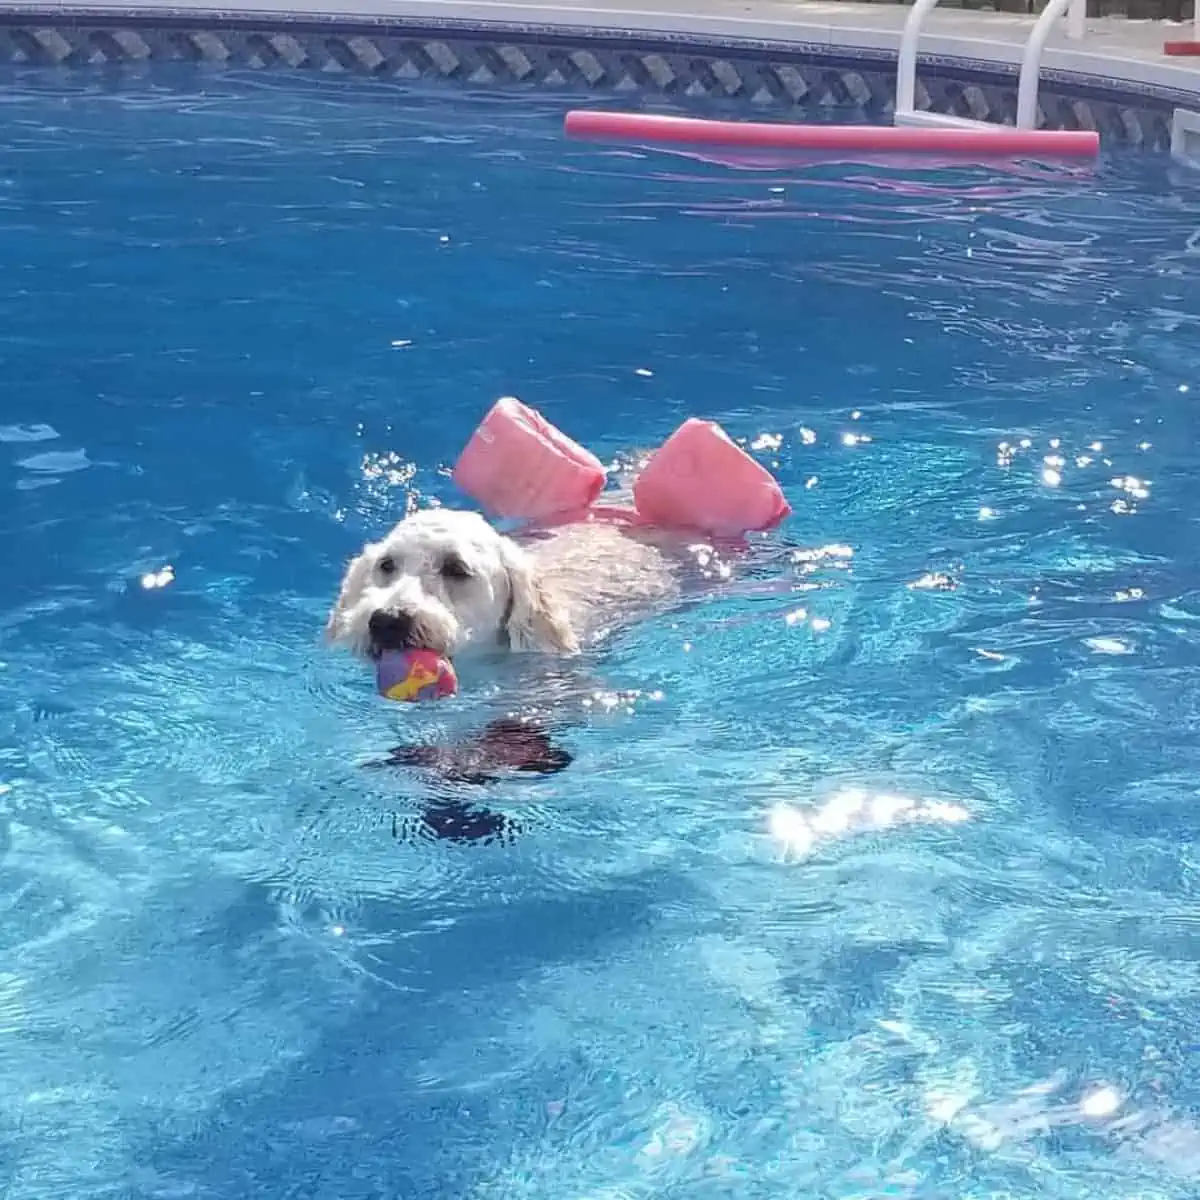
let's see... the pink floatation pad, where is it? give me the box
[452,396,606,523]
[452,399,791,538]
[633,418,791,537]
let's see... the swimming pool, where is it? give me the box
[3,66,1200,1197]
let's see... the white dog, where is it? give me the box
[324,506,681,670]
[326,504,740,827]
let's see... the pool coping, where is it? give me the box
[0,0,1197,149]
[3,0,1200,106]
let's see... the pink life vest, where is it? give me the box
[451,396,605,523]
[452,400,789,537]
[633,418,791,536]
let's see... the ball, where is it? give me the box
[376,649,458,702]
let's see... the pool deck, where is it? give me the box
[4,0,1200,100]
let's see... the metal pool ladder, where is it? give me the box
[895,0,1086,131]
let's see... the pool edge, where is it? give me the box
[0,1,1191,148]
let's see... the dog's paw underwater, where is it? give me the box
[368,717,573,786]
[372,716,573,846]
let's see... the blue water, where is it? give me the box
[3,68,1200,1198]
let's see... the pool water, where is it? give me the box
[3,68,1200,1199]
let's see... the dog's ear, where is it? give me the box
[325,551,372,644]
[501,543,579,655]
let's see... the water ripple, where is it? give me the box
[0,70,1199,1200]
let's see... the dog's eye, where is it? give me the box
[377,556,397,577]
[440,554,472,581]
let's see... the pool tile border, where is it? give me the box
[0,8,1186,149]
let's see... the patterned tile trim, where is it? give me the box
[4,6,1198,105]
[0,15,1179,149]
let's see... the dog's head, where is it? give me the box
[324,508,579,663]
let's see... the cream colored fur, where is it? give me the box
[324,506,679,664]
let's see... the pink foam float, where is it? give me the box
[564,110,1100,161]
[633,418,791,537]
[452,396,606,524]
[452,399,790,538]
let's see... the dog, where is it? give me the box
[325,504,688,841]
[324,506,680,663]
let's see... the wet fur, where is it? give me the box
[326,489,691,842]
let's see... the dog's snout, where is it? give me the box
[368,609,416,651]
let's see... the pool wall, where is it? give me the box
[0,5,1194,149]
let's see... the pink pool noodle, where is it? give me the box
[452,396,606,523]
[564,110,1100,159]
[633,418,791,537]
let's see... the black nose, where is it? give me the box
[368,609,415,651]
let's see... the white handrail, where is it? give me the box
[1016,0,1086,129]
[1068,0,1086,40]
[895,0,941,116]
[897,0,1086,127]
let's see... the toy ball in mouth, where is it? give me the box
[376,649,458,702]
